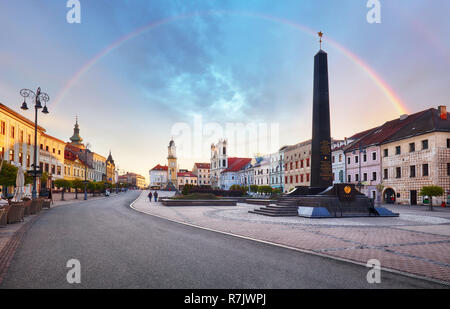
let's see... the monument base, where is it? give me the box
[250,184,399,218]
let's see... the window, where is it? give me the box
[45,163,49,173]
[355,156,359,164]
[26,155,30,168]
[422,164,429,176]
[300,160,304,168]
[295,161,298,169]
[339,154,342,162]
[332,156,335,164]
[447,163,450,176]
[39,162,43,171]
[46,145,49,152]
[306,158,310,167]
[300,174,304,183]
[19,130,24,142]
[410,165,416,178]
[222,159,226,167]
[9,150,14,161]
[0,121,5,135]
[40,144,43,150]
[290,162,293,170]
[290,176,293,184]
[348,157,351,165]
[384,149,388,157]
[372,172,377,181]
[409,143,415,152]
[395,146,401,155]
[355,174,359,182]
[223,147,226,155]
[422,140,428,150]
[348,175,351,182]
[306,173,310,182]
[51,165,55,175]
[18,152,23,165]
[447,139,450,148]
[53,148,56,154]
[10,126,14,138]
[363,173,367,181]
[295,175,298,183]
[396,167,401,178]
[372,152,377,161]
[383,169,388,179]
[363,154,367,162]
[27,134,31,145]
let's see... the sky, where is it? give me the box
[0,0,448,182]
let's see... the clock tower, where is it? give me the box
[167,139,178,188]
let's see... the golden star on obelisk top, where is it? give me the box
[318,31,323,49]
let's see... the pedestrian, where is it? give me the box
[154,191,158,202]
[148,191,152,203]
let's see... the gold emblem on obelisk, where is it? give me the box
[318,31,323,49]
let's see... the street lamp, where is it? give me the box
[80,144,91,200]
[19,87,50,199]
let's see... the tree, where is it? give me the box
[182,184,195,195]
[72,179,84,199]
[420,185,444,211]
[0,161,18,198]
[250,185,258,193]
[40,172,49,189]
[54,179,72,201]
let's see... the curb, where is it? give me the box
[129,191,450,287]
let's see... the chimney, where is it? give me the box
[438,105,447,120]
[399,114,408,120]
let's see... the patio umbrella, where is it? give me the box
[13,165,25,202]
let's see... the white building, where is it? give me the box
[149,164,168,189]
[210,139,228,189]
[254,156,271,186]
[219,157,252,190]
[270,146,287,191]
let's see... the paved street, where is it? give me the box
[0,191,445,288]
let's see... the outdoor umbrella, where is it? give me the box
[13,165,25,202]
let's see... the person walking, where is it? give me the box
[154,191,158,202]
[148,191,153,203]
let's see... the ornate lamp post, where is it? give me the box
[19,87,50,199]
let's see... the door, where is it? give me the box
[410,190,417,205]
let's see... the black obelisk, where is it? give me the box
[310,45,332,190]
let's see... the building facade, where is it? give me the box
[177,171,198,189]
[283,140,312,193]
[192,163,210,186]
[270,147,286,191]
[380,106,450,205]
[149,164,168,189]
[210,139,228,189]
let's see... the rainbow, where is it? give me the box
[53,10,408,115]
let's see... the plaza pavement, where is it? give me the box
[133,190,450,284]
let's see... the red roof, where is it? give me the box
[194,163,210,169]
[345,110,427,152]
[221,157,251,173]
[151,164,168,171]
[177,171,197,177]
